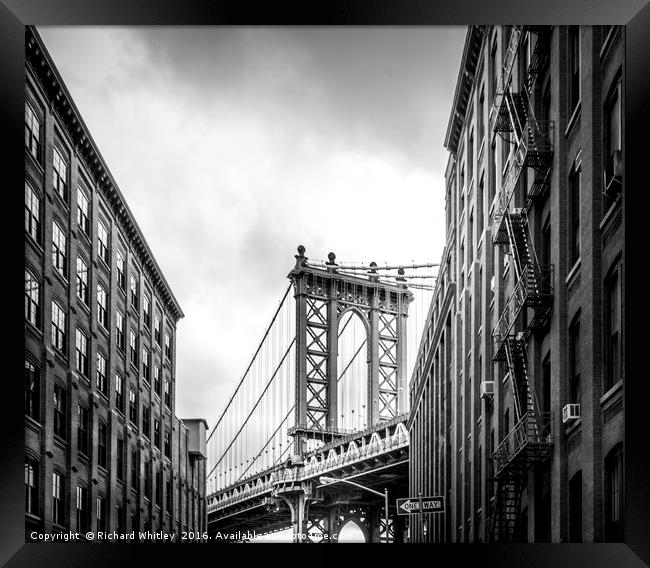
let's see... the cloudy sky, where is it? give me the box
[38,26,466,426]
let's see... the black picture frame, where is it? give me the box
[3,0,649,565]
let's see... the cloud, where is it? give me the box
[37,26,466,423]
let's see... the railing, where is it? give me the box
[489,26,523,130]
[209,416,410,514]
[492,265,553,359]
[493,411,552,476]
[491,119,554,246]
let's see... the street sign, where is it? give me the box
[396,496,445,515]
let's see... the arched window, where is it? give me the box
[605,443,624,541]
[25,359,40,420]
[25,269,40,328]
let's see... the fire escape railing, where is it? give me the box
[493,411,553,477]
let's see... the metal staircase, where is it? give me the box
[489,26,554,543]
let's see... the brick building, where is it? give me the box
[24,26,208,541]
[408,25,624,542]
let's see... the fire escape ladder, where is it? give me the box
[490,470,525,542]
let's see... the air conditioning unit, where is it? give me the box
[562,403,581,423]
[603,150,622,197]
[480,381,495,400]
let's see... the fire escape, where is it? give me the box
[488,26,554,542]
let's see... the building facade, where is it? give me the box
[408,25,624,542]
[24,26,208,541]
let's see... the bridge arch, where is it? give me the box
[337,308,370,431]
[336,517,370,543]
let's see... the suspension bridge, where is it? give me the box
[206,246,437,542]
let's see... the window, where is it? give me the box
[77,186,90,236]
[98,422,107,469]
[129,329,138,367]
[25,182,41,242]
[142,406,151,439]
[25,457,39,515]
[542,354,551,415]
[541,219,551,270]
[116,437,125,482]
[77,404,89,456]
[129,388,137,425]
[460,165,465,197]
[25,360,40,420]
[569,470,583,542]
[130,274,139,310]
[96,497,106,532]
[154,314,162,345]
[52,221,67,277]
[76,256,89,306]
[477,174,484,237]
[605,266,622,391]
[468,213,474,264]
[489,140,497,206]
[156,468,163,506]
[154,419,161,448]
[568,26,581,113]
[52,146,68,202]
[164,379,171,408]
[76,485,88,532]
[52,472,64,526]
[166,477,173,511]
[154,364,161,397]
[569,317,581,404]
[477,446,482,507]
[478,87,485,144]
[468,131,474,182]
[97,283,108,329]
[490,38,498,97]
[115,373,124,413]
[98,220,110,265]
[116,250,126,290]
[504,408,510,444]
[164,429,171,459]
[116,504,125,533]
[116,310,125,351]
[569,165,581,266]
[605,444,624,541]
[131,450,139,488]
[144,459,151,500]
[164,330,172,361]
[25,269,40,328]
[97,351,107,395]
[143,294,152,329]
[53,383,66,439]
[142,347,151,383]
[75,329,89,378]
[604,79,622,210]
[25,101,41,160]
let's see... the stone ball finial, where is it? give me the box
[398,267,405,275]
[297,245,306,256]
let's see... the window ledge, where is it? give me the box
[25,233,44,256]
[565,416,582,437]
[565,101,582,138]
[600,195,623,232]
[25,415,42,431]
[565,258,582,287]
[25,320,43,339]
[600,380,623,407]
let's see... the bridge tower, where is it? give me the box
[288,245,413,457]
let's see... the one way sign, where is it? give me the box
[396,496,445,515]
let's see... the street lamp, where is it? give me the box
[319,476,390,543]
